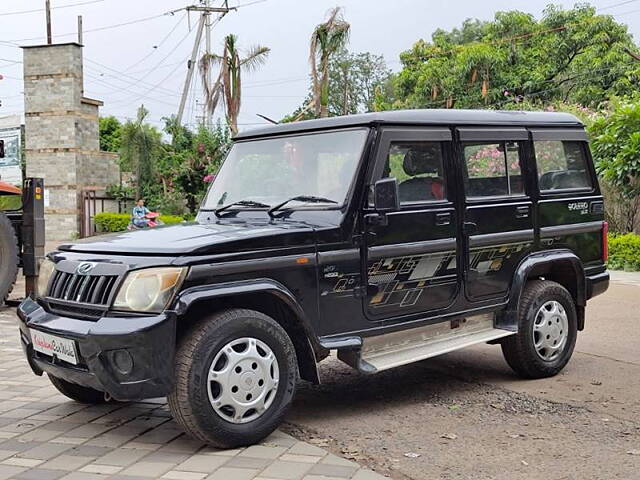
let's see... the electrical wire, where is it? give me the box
[0,0,104,17]
[123,12,187,72]
[598,0,640,11]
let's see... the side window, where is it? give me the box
[535,141,592,191]
[378,142,447,204]
[463,142,524,198]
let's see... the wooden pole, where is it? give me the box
[45,0,52,44]
[77,15,83,44]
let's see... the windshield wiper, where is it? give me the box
[215,200,271,217]
[268,195,338,218]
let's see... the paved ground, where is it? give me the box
[286,275,640,480]
[0,316,385,480]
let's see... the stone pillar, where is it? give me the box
[22,42,119,241]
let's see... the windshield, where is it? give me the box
[201,128,369,211]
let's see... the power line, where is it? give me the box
[10,11,173,43]
[599,0,640,11]
[124,12,187,72]
[0,0,104,17]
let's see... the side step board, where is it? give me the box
[338,314,515,374]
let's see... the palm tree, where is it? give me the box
[119,105,162,199]
[200,34,270,135]
[310,7,351,118]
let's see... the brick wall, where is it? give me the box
[22,42,120,241]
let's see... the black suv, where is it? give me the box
[17,110,609,448]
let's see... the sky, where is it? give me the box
[1,0,640,133]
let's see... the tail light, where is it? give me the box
[602,221,609,262]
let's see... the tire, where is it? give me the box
[0,212,19,306]
[48,375,107,404]
[168,309,298,448]
[501,280,578,379]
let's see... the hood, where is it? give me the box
[60,220,316,256]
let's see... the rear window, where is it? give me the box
[534,141,592,192]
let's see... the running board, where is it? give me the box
[338,314,514,374]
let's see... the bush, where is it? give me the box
[608,233,640,271]
[94,212,184,233]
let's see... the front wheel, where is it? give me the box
[168,309,298,448]
[501,280,578,379]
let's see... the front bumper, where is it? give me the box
[17,297,176,401]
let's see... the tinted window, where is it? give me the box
[463,142,524,198]
[379,142,447,204]
[535,141,592,191]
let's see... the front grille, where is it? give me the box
[47,271,119,305]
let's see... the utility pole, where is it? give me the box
[175,2,233,126]
[204,0,212,129]
[45,0,52,44]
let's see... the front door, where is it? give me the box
[363,128,460,321]
[457,128,535,301]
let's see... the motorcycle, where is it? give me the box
[127,211,164,230]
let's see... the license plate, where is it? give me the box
[30,329,78,365]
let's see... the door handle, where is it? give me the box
[463,221,478,236]
[435,212,451,226]
[515,206,530,218]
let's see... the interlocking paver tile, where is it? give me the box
[17,442,72,460]
[287,443,327,457]
[2,457,44,467]
[40,454,95,471]
[119,460,175,478]
[57,472,109,480]
[175,454,229,473]
[279,454,322,464]
[79,464,123,475]
[0,464,27,480]
[206,467,260,480]
[161,471,207,480]
[94,447,151,467]
[238,445,287,460]
[224,456,273,470]
[260,460,314,480]
[308,463,357,478]
[12,468,67,480]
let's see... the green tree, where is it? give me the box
[99,116,122,152]
[382,4,640,110]
[310,7,351,118]
[200,34,270,135]
[119,106,163,200]
[283,48,391,121]
[590,97,640,199]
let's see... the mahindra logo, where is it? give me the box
[76,262,96,275]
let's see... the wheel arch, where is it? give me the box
[500,249,587,331]
[174,279,323,384]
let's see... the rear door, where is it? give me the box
[458,128,535,301]
[531,129,604,266]
[363,127,459,321]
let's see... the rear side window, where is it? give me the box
[463,142,524,198]
[380,141,447,204]
[534,141,592,192]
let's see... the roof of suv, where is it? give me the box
[234,109,583,140]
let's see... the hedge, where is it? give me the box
[608,233,640,272]
[94,212,184,233]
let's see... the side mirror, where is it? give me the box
[373,177,399,213]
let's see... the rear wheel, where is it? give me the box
[168,309,298,448]
[501,280,577,379]
[48,375,106,404]
[0,212,18,305]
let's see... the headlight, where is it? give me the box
[37,258,56,297]
[113,267,187,313]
